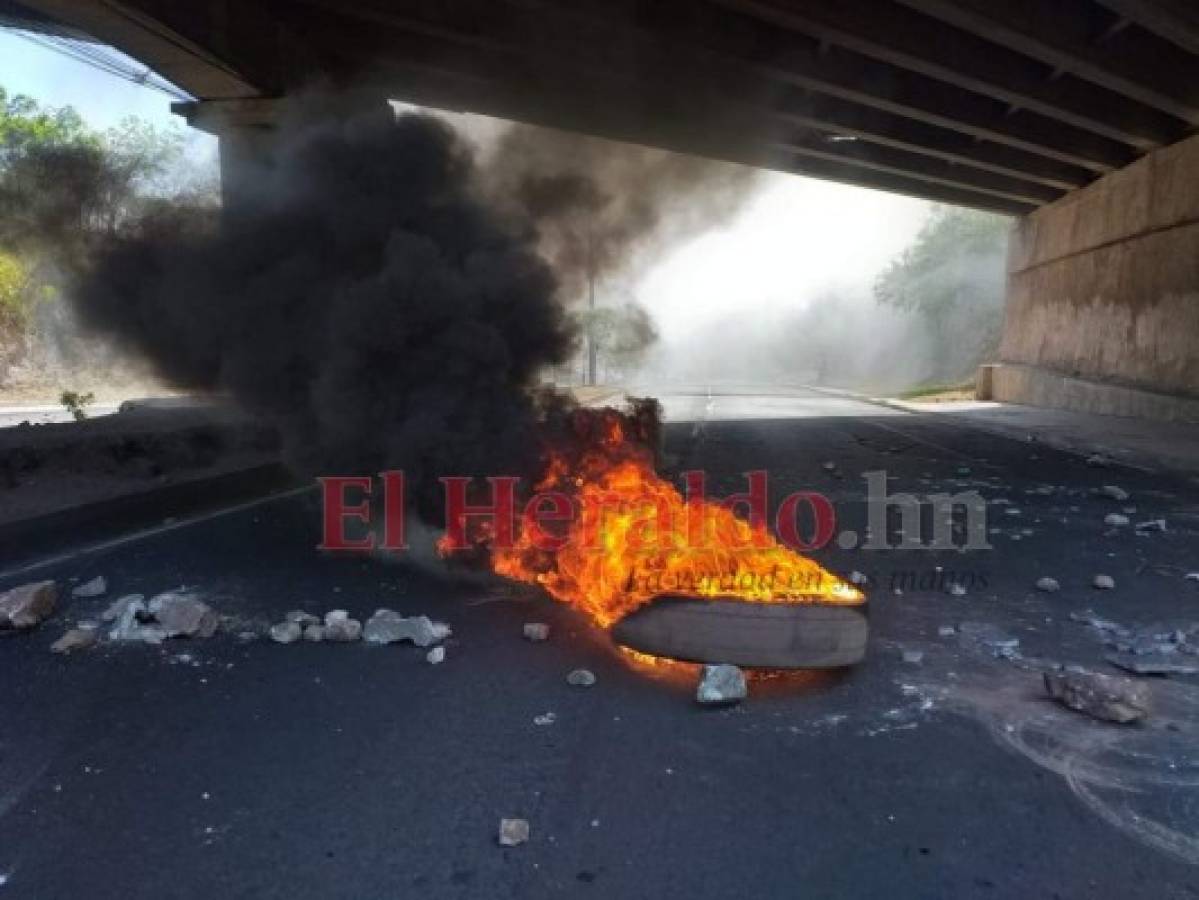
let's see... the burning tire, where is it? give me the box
[610,596,868,668]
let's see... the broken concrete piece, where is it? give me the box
[71,576,107,599]
[938,625,956,637]
[498,818,529,847]
[303,624,325,642]
[148,592,218,638]
[1106,653,1199,676]
[1104,513,1130,527]
[285,610,321,628]
[947,583,967,597]
[696,664,746,705]
[51,626,97,654]
[1035,577,1060,593]
[1044,670,1149,723]
[270,621,302,644]
[902,649,924,664]
[101,595,144,622]
[426,646,445,664]
[1093,575,1116,590]
[566,668,596,687]
[522,622,550,642]
[363,609,449,647]
[324,614,362,642]
[1100,485,1129,501]
[109,597,150,642]
[958,622,1020,658]
[0,581,57,631]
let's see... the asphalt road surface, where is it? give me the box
[3,386,1199,898]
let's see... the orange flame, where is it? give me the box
[479,407,863,629]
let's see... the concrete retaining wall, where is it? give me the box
[996,131,1199,416]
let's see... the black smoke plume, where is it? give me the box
[74,104,576,517]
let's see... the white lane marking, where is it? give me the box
[0,485,315,582]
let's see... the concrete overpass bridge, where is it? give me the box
[4,0,1199,418]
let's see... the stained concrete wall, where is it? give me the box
[995,131,1199,419]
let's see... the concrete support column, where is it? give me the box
[988,131,1199,423]
[172,98,283,221]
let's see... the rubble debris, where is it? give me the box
[51,626,98,654]
[1093,575,1116,590]
[1035,577,1061,593]
[901,649,924,665]
[363,609,450,647]
[522,622,550,642]
[71,576,107,599]
[696,664,747,706]
[1068,610,1129,636]
[1106,653,1199,676]
[1100,485,1129,501]
[0,580,57,632]
[285,610,321,628]
[101,595,144,622]
[303,624,325,642]
[323,610,362,642]
[1185,573,1199,583]
[958,622,1020,658]
[148,591,218,638]
[567,668,596,687]
[1135,518,1167,533]
[426,646,446,664]
[498,818,529,847]
[533,712,556,726]
[108,598,166,644]
[947,583,968,597]
[1103,513,1130,527]
[822,461,837,472]
[937,625,956,637]
[1043,670,1149,724]
[270,621,302,644]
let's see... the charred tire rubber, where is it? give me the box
[611,595,868,668]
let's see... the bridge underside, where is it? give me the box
[6,0,1199,216]
[6,0,1199,417]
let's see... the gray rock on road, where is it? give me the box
[498,818,529,847]
[1035,577,1061,593]
[696,664,747,706]
[522,622,550,642]
[1044,670,1149,723]
[1103,513,1130,527]
[51,626,98,654]
[148,591,219,638]
[566,668,596,687]
[363,609,450,647]
[0,580,57,631]
[323,610,362,642]
[1100,485,1129,501]
[270,621,302,644]
[1093,575,1116,590]
[71,576,107,599]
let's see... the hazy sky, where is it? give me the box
[0,29,931,339]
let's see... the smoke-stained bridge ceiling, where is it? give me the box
[6,0,1199,215]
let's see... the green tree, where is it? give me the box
[874,206,1009,384]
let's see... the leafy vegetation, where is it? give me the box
[874,206,1009,386]
[0,86,211,388]
[59,388,95,421]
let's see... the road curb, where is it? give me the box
[1,461,301,571]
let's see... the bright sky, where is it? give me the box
[0,29,931,339]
